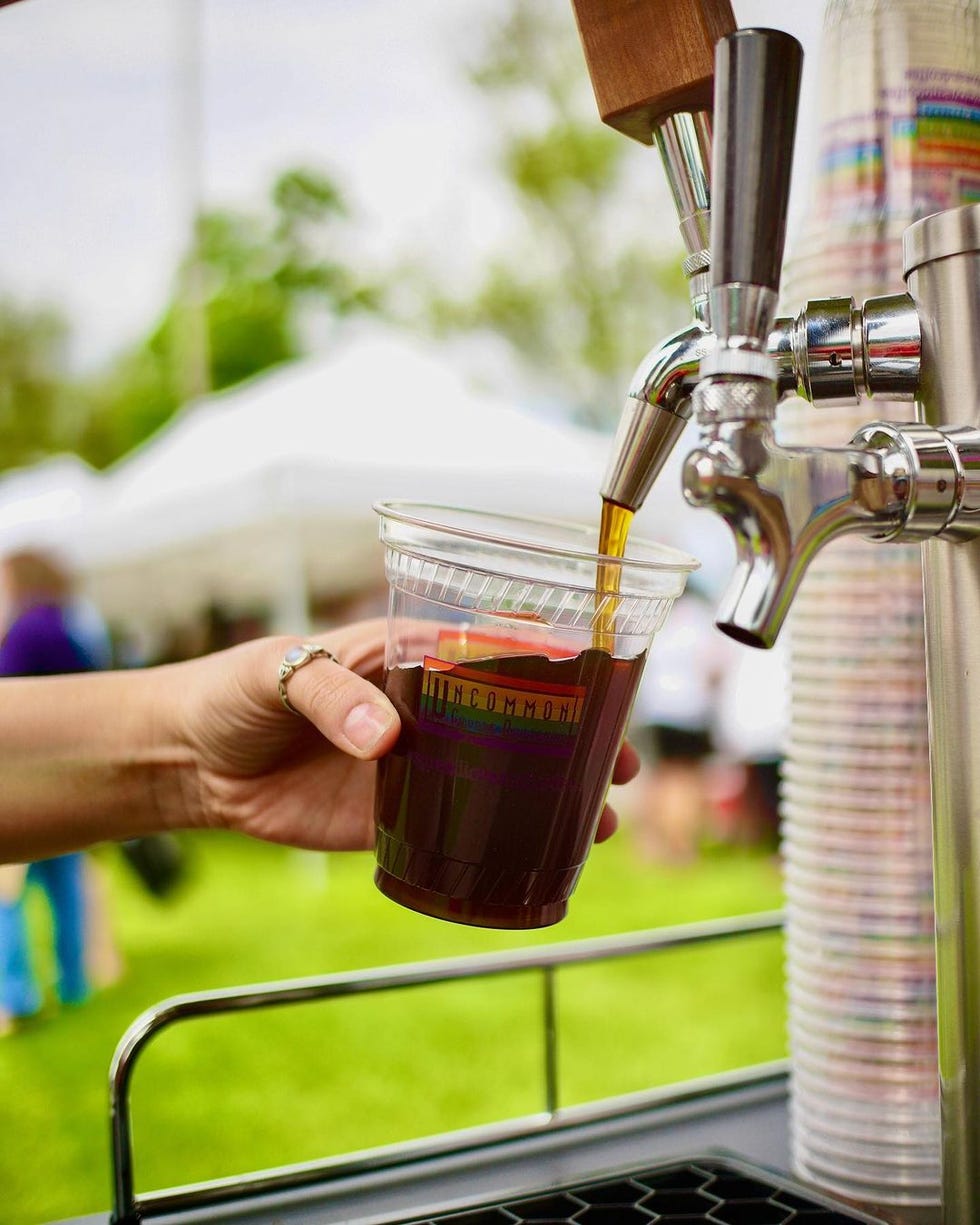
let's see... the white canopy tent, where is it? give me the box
[77,330,616,636]
[0,453,103,561]
[0,331,728,648]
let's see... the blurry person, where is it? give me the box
[0,549,115,1023]
[711,635,790,849]
[0,862,28,1032]
[628,586,732,862]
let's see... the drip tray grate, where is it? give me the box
[397,1157,873,1224]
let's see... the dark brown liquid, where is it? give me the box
[374,647,646,928]
[595,498,634,651]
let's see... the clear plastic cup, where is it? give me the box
[793,1030,938,1068]
[788,980,937,1028]
[784,940,935,989]
[790,672,926,702]
[781,781,924,811]
[789,701,925,729]
[794,1123,940,1184]
[790,1012,938,1063]
[793,1115,940,1166]
[783,854,932,890]
[781,836,930,869]
[787,894,929,925]
[372,501,696,929]
[788,973,936,1010]
[791,1078,940,1132]
[785,920,935,958]
[782,836,936,882]
[781,762,930,802]
[787,724,923,750]
[792,590,926,618]
[792,1157,940,1210]
[785,815,930,841]
[794,1133,940,1189]
[784,738,925,770]
[792,1054,939,1109]
[784,895,936,941]
[792,1108,938,1152]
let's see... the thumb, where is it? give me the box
[279,641,400,759]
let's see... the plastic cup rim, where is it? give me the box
[373,500,700,574]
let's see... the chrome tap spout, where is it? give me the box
[683,420,905,648]
[600,319,713,511]
[600,108,716,514]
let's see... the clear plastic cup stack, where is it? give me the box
[770,1,980,1207]
[777,532,941,1209]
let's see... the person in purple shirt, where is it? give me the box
[0,549,111,1028]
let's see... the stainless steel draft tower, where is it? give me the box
[572,1,980,1220]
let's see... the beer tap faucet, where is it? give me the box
[675,27,932,648]
[676,31,980,652]
[574,8,978,650]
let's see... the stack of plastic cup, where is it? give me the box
[770,0,980,1207]
[776,531,941,1208]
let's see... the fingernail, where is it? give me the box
[343,702,394,751]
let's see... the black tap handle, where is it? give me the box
[710,28,803,295]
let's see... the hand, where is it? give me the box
[168,618,640,852]
[170,619,400,851]
[597,738,640,843]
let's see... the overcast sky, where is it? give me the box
[0,0,824,371]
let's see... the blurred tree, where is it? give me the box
[404,0,688,427]
[0,299,79,469]
[0,7,688,471]
[75,166,383,468]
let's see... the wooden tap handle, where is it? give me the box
[570,0,737,144]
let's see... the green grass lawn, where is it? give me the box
[0,830,785,1225]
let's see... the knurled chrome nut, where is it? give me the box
[682,248,711,278]
[699,347,778,382]
[693,377,777,424]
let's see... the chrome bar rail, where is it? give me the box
[109,909,784,1223]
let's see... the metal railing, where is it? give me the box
[109,909,785,1223]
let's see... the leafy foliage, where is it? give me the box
[0,0,691,471]
[0,167,383,473]
[409,0,688,426]
[0,299,77,469]
[76,166,382,467]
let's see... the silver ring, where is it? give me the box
[277,642,341,715]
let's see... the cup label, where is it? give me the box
[420,655,586,756]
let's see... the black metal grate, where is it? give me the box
[399,1159,870,1224]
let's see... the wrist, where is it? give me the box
[139,661,207,836]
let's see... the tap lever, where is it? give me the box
[709,28,804,347]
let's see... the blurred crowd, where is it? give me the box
[0,549,118,1034]
[627,584,789,863]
